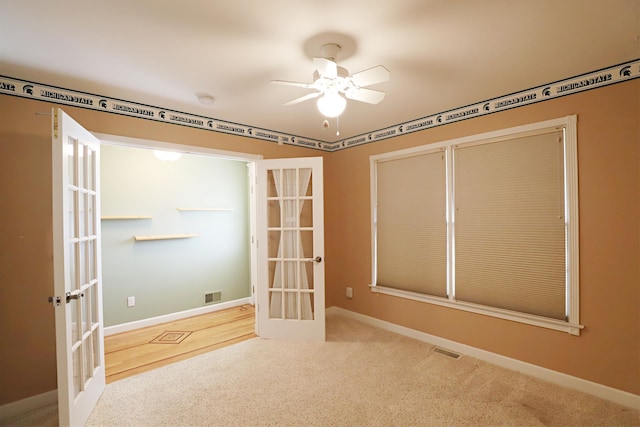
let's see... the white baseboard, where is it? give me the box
[0,390,57,422]
[327,306,640,410]
[105,297,253,336]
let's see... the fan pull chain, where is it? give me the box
[321,116,341,136]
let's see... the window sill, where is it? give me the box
[370,285,583,336]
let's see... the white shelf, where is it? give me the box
[134,233,199,241]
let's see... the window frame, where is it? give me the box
[370,115,582,335]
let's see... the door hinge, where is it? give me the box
[53,109,58,139]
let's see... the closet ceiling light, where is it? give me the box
[153,150,182,161]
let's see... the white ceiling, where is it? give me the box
[1,0,638,143]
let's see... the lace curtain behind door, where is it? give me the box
[269,168,313,320]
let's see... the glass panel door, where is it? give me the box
[52,108,105,426]
[256,158,324,341]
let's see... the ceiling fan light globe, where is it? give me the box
[317,93,346,117]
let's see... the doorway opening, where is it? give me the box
[96,134,261,380]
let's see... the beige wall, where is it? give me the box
[0,79,638,406]
[324,79,639,395]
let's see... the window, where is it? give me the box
[371,116,581,335]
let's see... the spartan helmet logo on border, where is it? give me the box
[620,66,631,77]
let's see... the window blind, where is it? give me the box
[453,130,566,320]
[376,151,447,296]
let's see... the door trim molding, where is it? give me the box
[94,133,262,161]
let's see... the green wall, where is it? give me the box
[100,145,251,326]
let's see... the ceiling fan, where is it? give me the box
[271,43,390,118]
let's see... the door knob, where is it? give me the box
[306,256,322,263]
[66,291,84,303]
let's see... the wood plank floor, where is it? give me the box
[105,304,256,383]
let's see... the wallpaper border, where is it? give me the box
[1,59,638,152]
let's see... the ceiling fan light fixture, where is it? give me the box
[317,92,346,117]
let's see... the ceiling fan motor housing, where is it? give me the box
[320,43,342,61]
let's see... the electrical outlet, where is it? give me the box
[127,296,135,307]
[346,287,353,299]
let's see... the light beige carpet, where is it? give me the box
[5,312,640,426]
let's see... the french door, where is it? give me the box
[51,108,105,426]
[256,157,325,341]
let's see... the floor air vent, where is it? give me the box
[433,347,461,359]
[204,291,222,304]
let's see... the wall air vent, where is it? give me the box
[204,291,222,305]
[432,347,461,359]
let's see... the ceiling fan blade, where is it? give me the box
[349,65,390,87]
[271,80,314,89]
[345,87,386,104]
[284,92,322,106]
[313,57,338,79]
